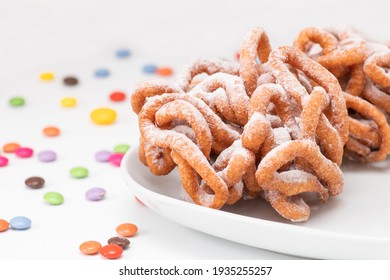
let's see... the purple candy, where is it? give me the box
[37,150,57,162]
[95,150,112,162]
[85,187,106,201]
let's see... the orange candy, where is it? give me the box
[0,219,9,232]
[156,67,173,77]
[43,126,61,137]
[79,240,102,255]
[3,142,21,153]
[100,244,123,259]
[116,223,138,237]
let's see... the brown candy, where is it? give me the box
[107,237,130,249]
[25,176,45,189]
[63,76,79,86]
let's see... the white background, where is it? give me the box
[0,0,390,260]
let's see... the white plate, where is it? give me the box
[121,145,390,259]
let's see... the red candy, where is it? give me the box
[15,147,34,158]
[100,244,123,259]
[109,91,126,102]
[109,153,124,167]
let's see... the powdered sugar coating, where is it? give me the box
[269,46,348,147]
[272,127,291,146]
[364,51,390,88]
[175,58,239,92]
[189,72,249,126]
[239,27,272,95]
[131,79,184,114]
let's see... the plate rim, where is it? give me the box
[121,145,390,259]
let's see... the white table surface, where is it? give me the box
[0,0,389,260]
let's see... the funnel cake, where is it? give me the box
[239,27,272,95]
[241,83,343,221]
[363,52,390,114]
[131,27,349,222]
[294,26,390,162]
[137,93,255,208]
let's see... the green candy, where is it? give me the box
[9,97,25,107]
[114,144,130,154]
[44,192,64,205]
[69,166,89,179]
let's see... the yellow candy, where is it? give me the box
[40,72,55,81]
[61,97,77,107]
[90,108,117,125]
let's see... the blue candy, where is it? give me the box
[94,68,110,78]
[9,216,31,230]
[143,64,157,74]
[116,49,131,58]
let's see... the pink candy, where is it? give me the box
[0,156,9,167]
[109,153,124,167]
[15,147,34,158]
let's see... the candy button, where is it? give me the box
[3,142,21,153]
[70,166,89,179]
[25,176,45,189]
[9,97,25,107]
[85,187,106,201]
[15,147,34,158]
[95,150,112,162]
[109,91,126,102]
[43,126,61,137]
[116,49,131,58]
[9,216,31,230]
[100,244,123,259]
[0,219,9,232]
[60,97,77,107]
[0,156,9,167]
[63,76,79,86]
[90,108,117,125]
[142,64,157,74]
[109,153,124,167]
[156,67,173,76]
[37,150,57,162]
[107,236,130,249]
[44,192,64,205]
[116,223,138,237]
[95,68,110,78]
[114,144,130,154]
[79,241,102,255]
[40,72,55,81]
